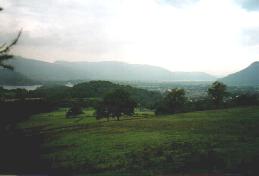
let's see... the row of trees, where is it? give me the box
[72,81,258,120]
[94,81,229,120]
[155,81,259,115]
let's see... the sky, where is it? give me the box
[1,0,259,76]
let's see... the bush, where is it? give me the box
[66,104,83,118]
[0,99,56,132]
[233,93,258,106]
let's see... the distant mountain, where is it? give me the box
[0,69,34,85]
[3,56,216,83]
[7,56,77,81]
[170,72,216,81]
[56,60,216,81]
[220,61,259,86]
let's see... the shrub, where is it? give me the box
[66,104,83,118]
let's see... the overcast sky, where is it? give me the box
[1,0,259,75]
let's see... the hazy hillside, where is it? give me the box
[56,61,216,81]
[0,69,34,85]
[7,57,78,81]
[4,56,216,83]
[221,61,259,86]
[171,71,217,81]
[55,61,175,81]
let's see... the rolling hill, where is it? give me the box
[3,56,216,83]
[221,61,259,86]
[16,106,259,175]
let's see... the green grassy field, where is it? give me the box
[17,106,259,175]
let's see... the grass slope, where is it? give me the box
[18,107,259,175]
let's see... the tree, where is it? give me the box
[0,7,22,70]
[208,81,227,108]
[95,101,109,120]
[66,103,84,118]
[156,88,187,115]
[95,88,136,121]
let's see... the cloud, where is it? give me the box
[1,0,259,74]
[159,0,199,7]
[242,28,259,45]
[0,0,123,59]
[236,0,259,11]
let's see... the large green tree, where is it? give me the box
[156,88,187,115]
[0,7,22,70]
[208,81,227,108]
[96,88,136,121]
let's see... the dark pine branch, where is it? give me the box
[0,54,13,62]
[0,29,22,54]
[0,29,22,70]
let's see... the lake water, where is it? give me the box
[2,85,42,90]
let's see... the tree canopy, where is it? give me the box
[96,88,136,121]
[155,88,187,115]
[208,81,227,108]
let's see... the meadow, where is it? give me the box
[17,106,259,175]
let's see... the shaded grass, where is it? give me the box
[17,106,259,175]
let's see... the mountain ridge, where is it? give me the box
[2,56,216,84]
[54,60,216,81]
[220,61,259,86]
